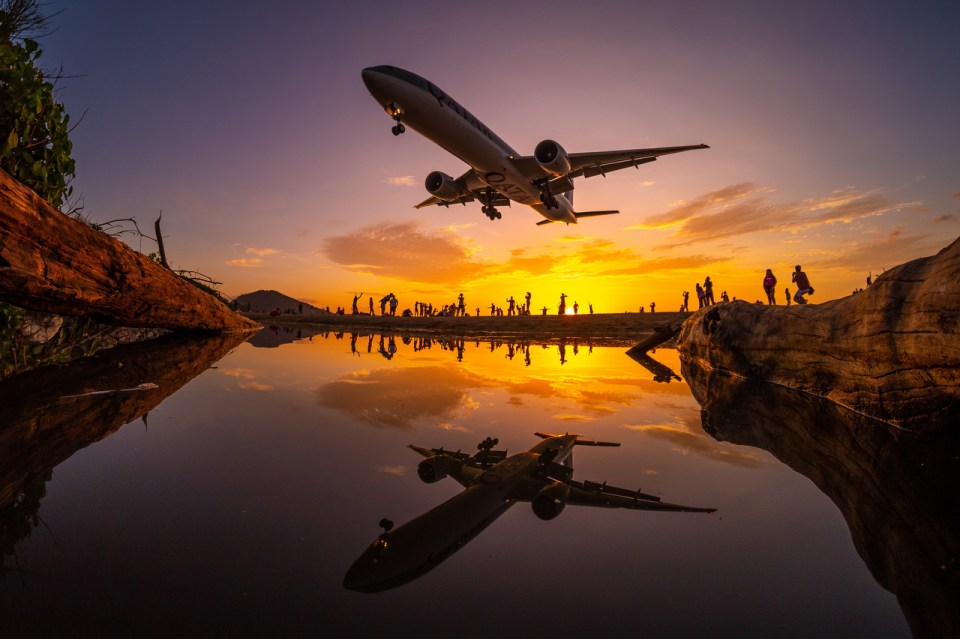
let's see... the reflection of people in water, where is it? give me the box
[558,339,567,365]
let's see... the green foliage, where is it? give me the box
[0,37,75,208]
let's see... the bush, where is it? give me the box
[0,36,75,208]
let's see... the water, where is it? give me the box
[0,329,927,637]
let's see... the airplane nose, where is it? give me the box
[361,67,383,93]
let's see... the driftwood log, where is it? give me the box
[0,168,258,332]
[677,236,960,432]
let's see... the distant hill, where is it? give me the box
[233,290,326,314]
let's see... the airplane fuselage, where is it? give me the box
[361,65,578,223]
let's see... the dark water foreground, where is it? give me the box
[0,330,951,637]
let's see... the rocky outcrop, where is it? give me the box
[683,364,960,639]
[677,237,960,432]
[0,168,258,332]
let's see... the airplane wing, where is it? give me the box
[563,479,716,513]
[512,144,709,183]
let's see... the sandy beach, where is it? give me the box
[243,311,692,346]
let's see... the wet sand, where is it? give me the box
[244,311,692,346]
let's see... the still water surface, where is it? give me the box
[1,329,912,637]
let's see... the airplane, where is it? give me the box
[343,432,716,593]
[361,65,709,226]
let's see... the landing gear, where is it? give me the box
[482,206,501,220]
[386,102,405,135]
[536,179,558,209]
[481,189,501,220]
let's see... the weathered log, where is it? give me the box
[683,365,960,639]
[677,236,960,432]
[0,168,258,332]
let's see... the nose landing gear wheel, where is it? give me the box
[391,123,405,136]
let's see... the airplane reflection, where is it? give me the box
[344,433,715,593]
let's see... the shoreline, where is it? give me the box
[242,311,692,346]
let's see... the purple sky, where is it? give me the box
[39,0,960,307]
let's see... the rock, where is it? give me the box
[677,236,960,432]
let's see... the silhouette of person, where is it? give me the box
[696,283,705,309]
[704,276,715,305]
[785,287,791,306]
[682,290,689,312]
[352,292,363,314]
[589,303,593,314]
[457,292,465,316]
[573,301,579,314]
[558,293,567,315]
[507,296,516,316]
[379,294,390,315]
[389,293,399,315]
[525,291,532,314]
[762,269,777,305]
[650,302,655,313]
[791,265,813,304]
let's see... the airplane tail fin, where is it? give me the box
[536,210,620,226]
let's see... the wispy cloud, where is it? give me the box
[320,221,489,284]
[385,176,417,186]
[226,246,280,267]
[633,183,915,247]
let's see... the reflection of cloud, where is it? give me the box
[220,368,273,391]
[553,414,595,422]
[377,465,407,476]
[320,222,489,284]
[385,176,416,186]
[634,183,915,247]
[316,365,489,428]
[625,420,770,469]
[439,422,471,432]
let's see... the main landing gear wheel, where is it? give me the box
[535,180,558,209]
[391,123,405,136]
[482,206,501,220]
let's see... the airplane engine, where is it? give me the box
[531,482,571,520]
[417,455,455,483]
[534,139,572,177]
[425,171,465,202]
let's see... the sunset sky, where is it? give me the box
[39,0,960,312]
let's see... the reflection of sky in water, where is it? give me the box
[1,335,909,637]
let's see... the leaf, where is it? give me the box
[6,130,17,149]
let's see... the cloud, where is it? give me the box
[636,183,914,247]
[246,247,279,257]
[225,257,263,267]
[933,214,955,223]
[376,465,407,476]
[385,176,417,186]
[225,246,280,267]
[320,221,489,285]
